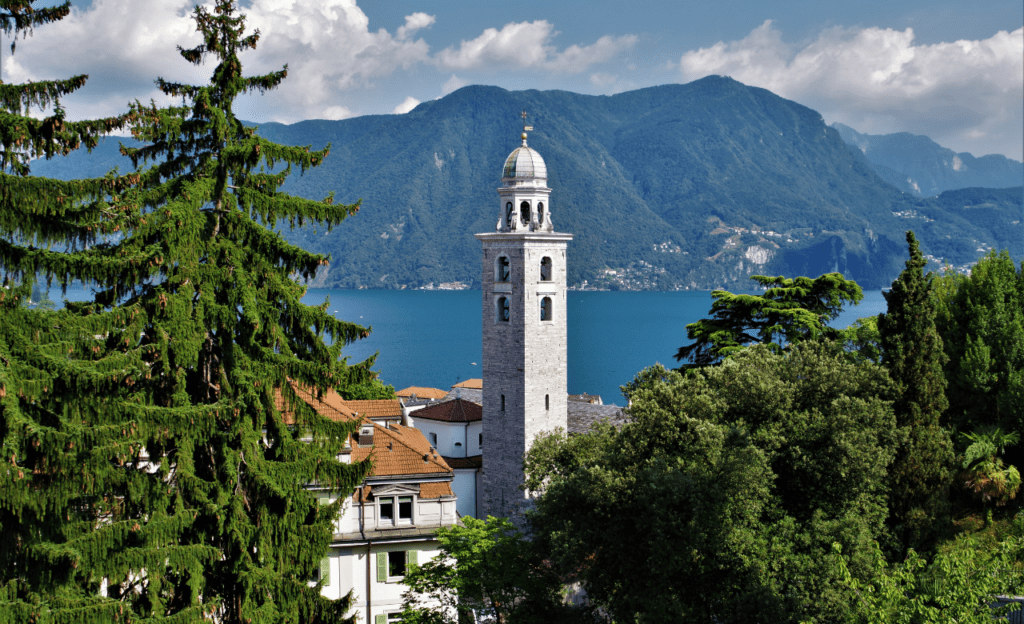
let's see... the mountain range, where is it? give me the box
[30,76,1023,290]
[832,123,1023,198]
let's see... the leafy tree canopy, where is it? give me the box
[528,342,898,623]
[399,516,597,624]
[835,533,1024,623]
[675,272,862,368]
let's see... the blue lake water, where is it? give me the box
[51,287,888,405]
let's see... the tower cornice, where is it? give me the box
[475,232,573,243]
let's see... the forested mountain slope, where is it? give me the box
[832,122,1024,198]
[32,77,1023,289]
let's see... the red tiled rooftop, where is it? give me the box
[412,398,482,423]
[396,386,449,400]
[451,378,482,389]
[341,399,403,419]
[351,423,452,477]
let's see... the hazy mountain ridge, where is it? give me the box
[29,77,1023,290]
[832,122,1024,197]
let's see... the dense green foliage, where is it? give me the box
[526,343,898,622]
[674,272,862,367]
[0,2,372,622]
[835,533,1024,623]
[878,232,954,555]
[934,250,1024,438]
[31,82,1022,290]
[399,516,596,624]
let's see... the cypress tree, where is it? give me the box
[1,1,373,621]
[878,230,953,555]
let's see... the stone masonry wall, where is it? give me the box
[478,233,570,520]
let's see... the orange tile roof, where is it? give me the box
[279,383,453,483]
[341,399,403,419]
[420,482,454,499]
[452,378,482,389]
[275,384,359,424]
[351,423,452,478]
[413,398,482,423]
[396,386,449,400]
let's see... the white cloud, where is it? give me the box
[396,12,435,40]
[436,20,636,73]
[441,74,468,96]
[590,72,617,87]
[392,96,420,114]
[4,0,435,123]
[679,21,1024,159]
[321,105,356,120]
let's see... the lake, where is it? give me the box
[301,288,889,405]
[51,286,888,405]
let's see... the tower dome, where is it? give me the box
[502,135,547,181]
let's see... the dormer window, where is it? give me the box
[540,257,552,281]
[378,495,414,526]
[520,201,530,225]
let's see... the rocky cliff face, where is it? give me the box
[832,123,1023,198]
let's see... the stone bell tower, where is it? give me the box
[476,113,572,520]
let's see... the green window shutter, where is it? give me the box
[375,615,387,624]
[406,549,417,567]
[319,557,330,585]
[376,552,387,583]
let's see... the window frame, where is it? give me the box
[540,296,552,322]
[377,493,416,528]
[540,256,552,282]
[496,255,510,282]
[496,296,510,323]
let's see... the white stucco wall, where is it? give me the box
[452,470,478,518]
[326,542,443,623]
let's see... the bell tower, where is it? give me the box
[476,113,572,520]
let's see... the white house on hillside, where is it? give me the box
[282,385,458,624]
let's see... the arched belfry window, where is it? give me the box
[540,296,552,321]
[537,202,545,225]
[505,202,514,229]
[497,256,510,282]
[497,296,510,322]
[520,201,530,225]
[540,257,552,282]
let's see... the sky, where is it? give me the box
[4,0,1022,159]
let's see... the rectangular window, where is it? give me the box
[398,496,413,523]
[429,432,437,447]
[387,614,403,623]
[379,497,394,523]
[388,550,406,578]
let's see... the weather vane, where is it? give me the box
[521,109,533,133]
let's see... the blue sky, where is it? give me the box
[7,0,1022,158]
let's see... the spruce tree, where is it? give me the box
[878,230,953,555]
[1,1,373,621]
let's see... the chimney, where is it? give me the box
[358,424,374,447]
